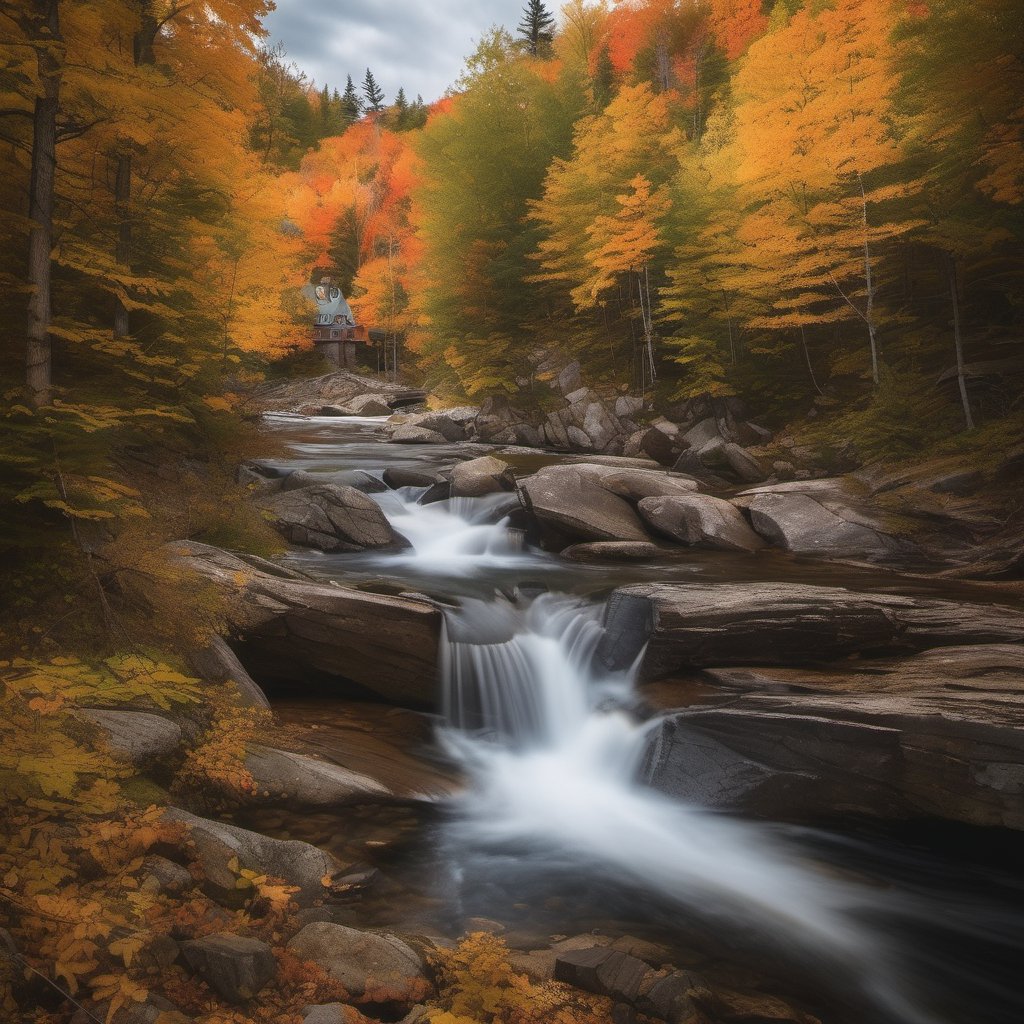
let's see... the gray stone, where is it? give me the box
[679,417,721,450]
[389,425,449,444]
[334,470,387,493]
[554,947,649,1003]
[583,402,621,450]
[567,425,593,450]
[188,637,270,709]
[742,491,899,559]
[638,495,765,553]
[262,484,405,552]
[599,469,700,503]
[140,855,195,895]
[287,922,429,1004]
[317,405,353,417]
[598,582,1024,680]
[170,543,440,705]
[241,746,391,806]
[348,394,393,416]
[518,465,651,543]
[419,480,452,505]
[638,428,676,466]
[721,442,766,483]
[237,465,282,495]
[449,456,516,497]
[282,469,327,492]
[635,970,701,1023]
[181,933,276,1003]
[77,709,181,767]
[557,361,583,395]
[615,395,644,419]
[164,807,342,903]
[384,467,442,489]
[301,1004,348,1024]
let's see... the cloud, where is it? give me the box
[262,0,527,103]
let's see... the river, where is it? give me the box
[238,413,1024,1024]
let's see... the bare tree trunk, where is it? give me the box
[858,171,880,386]
[26,0,62,408]
[113,152,131,338]
[800,326,823,396]
[642,266,656,385]
[947,253,974,430]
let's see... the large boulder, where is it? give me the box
[737,489,901,560]
[517,465,651,544]
[389,424,448,445]
[449,456,516,497]
[599,469,700,503]
[188,636,270,709]
[164,807,342,903]
[554,947,649,1003]
[77,709,182,767]
[645,645,1024,830]
[384,467,443,489]
[287,922,431,1006]
[169,543,440,704]
[261,484,406,553]
[348,394,393,416]
[557,361,582,396]
[638,495,765,553]
[181,934,276,1004]
[598,581,1024,679]
[721,442,766,484]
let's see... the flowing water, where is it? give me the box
[251,413,1024,1024]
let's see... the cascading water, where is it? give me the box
[438,592,937,1023]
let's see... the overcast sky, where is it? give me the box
[262,0,528,104]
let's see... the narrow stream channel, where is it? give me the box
[246,413,1024,1024]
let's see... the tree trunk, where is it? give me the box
[113,152,132,338]
[25,0,62,408]
[947,253,974,430]
[800,326,823,396]
[858,171,880,386]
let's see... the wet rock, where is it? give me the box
[334,470,388,493]
[449,456,516,497]
[164,807,342,904]
[646,645,1024,829]
[77,709,181,767]
[241,745,391,806]
[282,469,328,491]
[402,408,476,442]
[562,541,661,562]
[419,480,452,505]
[679,417,722,451]
[384,467,443,489]
[188,636,270,709]
[635,970,702,1023]
[237,464,282,495]
[739,490,900,560]
[389,424,449,445]
[318,404,353,417]
[518,465,651,543]
[287,922,430,1005]
[638,427,676,466]
[554,947,649,1003]
[637,495,765,553]
[181,933,276,1003]
[262,484,406,553]
[171,543,441,704]
[599,582,1024,680]
[721,442,766,484]
[348,394,393,416]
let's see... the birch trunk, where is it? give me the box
[947,254,974,430]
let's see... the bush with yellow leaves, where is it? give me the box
[427,932,614,1024]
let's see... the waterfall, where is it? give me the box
[438,591,936,1024]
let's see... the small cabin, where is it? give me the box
[310,276,371,369]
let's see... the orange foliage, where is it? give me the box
[707,0,768,59]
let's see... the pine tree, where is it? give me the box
[518,0,556,57]
[340,74,362,124]
[362,67,385,112]
[394,86,409,128]
[593,43,615,107]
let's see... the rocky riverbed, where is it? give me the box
[111,377,1024,1024]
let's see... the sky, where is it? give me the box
[262,0,529,104]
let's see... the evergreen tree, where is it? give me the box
[518,0,556,57]
[341,74,363,123]
[593,42,615,107]
[394,86,409,128]
[362,67,386,112]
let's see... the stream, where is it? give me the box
[244,413,1024,1024]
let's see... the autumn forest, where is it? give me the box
[1,1,1023,1022]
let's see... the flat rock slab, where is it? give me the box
[170,542,440,705]
[242,745,392,806]
[562,541,662,562]
[262,484,405,552]
[287,922,431,1006]
[645,645,1024,829]
[599,582,1024,679]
